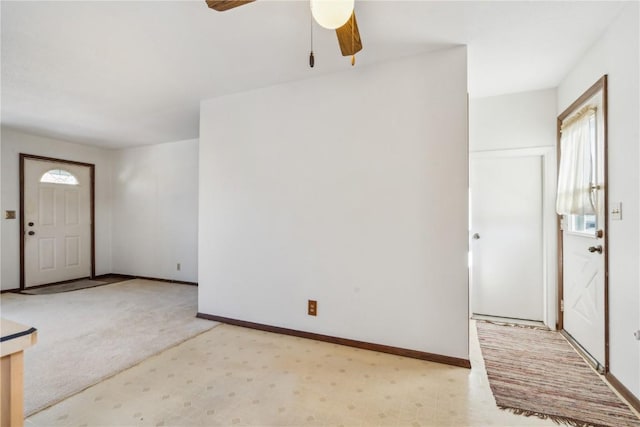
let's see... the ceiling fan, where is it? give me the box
[205,0,363,66]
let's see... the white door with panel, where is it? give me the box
[471,154,543,321]
[560,89,606,368]
[24,159,91,287]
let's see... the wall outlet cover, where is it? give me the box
[308,300,317,316]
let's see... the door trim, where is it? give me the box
[556,75,608,372]
[19,154,96,289]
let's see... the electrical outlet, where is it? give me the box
[308,300,317,316]
[177,263,181,271]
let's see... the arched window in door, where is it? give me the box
[40,169,79,185]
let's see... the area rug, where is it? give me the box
[20,279,108,295]
[0,279,218,416]
[19,275,132,295]
[476,321,640,427]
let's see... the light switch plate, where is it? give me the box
[611,202,622,220]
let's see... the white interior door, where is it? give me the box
[561,90,606,367]
[471,154,543,321]
[24,159,91,287]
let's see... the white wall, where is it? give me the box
[558,2,639,399]
[0,127,3,287]
[469,89,558,329]
[111,139,198,282]
[199,47,469,360]
[470,89,557,152]
[0,127,113,290]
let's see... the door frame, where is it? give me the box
[556,75,609,372]
[470,146,557,327]
[19,153,96,289]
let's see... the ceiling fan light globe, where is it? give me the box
[310,0,354,30]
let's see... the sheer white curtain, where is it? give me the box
[556,105,596,215]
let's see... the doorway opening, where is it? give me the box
[469,147,556,327]
[556,75,608,373]
[20,154,96,289]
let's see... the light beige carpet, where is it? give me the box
[0,279,217,416]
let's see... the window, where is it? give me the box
[567,111,598,236]
[40,169,79,185]
[569,213,597,235]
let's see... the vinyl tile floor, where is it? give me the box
[27,321,556,427]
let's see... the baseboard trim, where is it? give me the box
[606,372,640,414]
[134,276,198,286]
[94,273,135,281]
[196,313,471,369]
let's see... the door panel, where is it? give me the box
[562,223,605,364]
[471,154,544,321]
[39,188,55,225]
[65,190,80,225]
[65,236,81,267]
[24,159,91,287]
[38,238,56,270]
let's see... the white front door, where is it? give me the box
[471,154,544,321]
[23,158,92,287]
[560,87,606,368]
[562,220,605,365]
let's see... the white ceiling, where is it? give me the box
[1,1,626,149]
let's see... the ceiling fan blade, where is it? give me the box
[206,0,255,12]
[335,11,363,56]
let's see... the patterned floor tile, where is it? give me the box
[27,322,556,426]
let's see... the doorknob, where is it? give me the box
[28,222,34,227]
[588,245,603,254]
[28,231,35,236]
[472,233,480,240]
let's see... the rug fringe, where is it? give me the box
[498,405,606,427]
[475,318,550,331]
